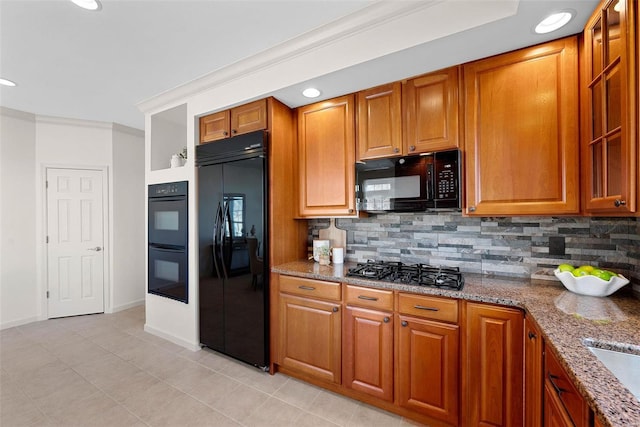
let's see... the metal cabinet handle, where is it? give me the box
[528,331,537,340]
[298,285,316,291]
[414,305,439,312]
[332,307,339,313]
[614,199,626,207]
[232,129,238,134]
[223,131,228,136]
[548,373,567,396]
[88,247,102,252]
[383,317,390,323]
[469,206,476,212]
[358,295,378,301]
[401,320,408,327]
[393,147,400,153]
[409,145,416,152]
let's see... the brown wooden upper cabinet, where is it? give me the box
[403,66,461,154]
[581,0,638,214]
[199,99,267,144]
[297,95,356,217]
[463,37,580,216]
[357,82,403,160]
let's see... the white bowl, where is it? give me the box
[554,269,629,297]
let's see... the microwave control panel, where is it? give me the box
[436,161,458,200]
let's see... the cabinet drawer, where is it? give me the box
[344,285,393,311]
[397,293,458,323]
[545,346,588,427]
[279,275,341,301]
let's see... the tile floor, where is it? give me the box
[0,306,425,426]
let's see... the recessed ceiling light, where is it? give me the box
[0,78,17,87]
[302,88,321,98]
[71,0,102,11]
[535,11,573,34]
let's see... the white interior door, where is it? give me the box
[46,168,105,318]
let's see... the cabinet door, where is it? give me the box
[297,94,356,217]
[357,82,403,160]
[230,99,267,137]
[278,293,341,384]
[581,0,637,213]
[343,306,393,401]
[397,315,459,426]
[200,110,230,143]
[403,67,460,154]
[463,302,523,427]
[464,37,579,215]
[543,381,574,427]
[525,316,543,427]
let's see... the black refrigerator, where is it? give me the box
[196,130,268,369]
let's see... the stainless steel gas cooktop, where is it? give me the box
[346,260,464,291]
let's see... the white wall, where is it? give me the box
[111,124,145,311]
[0,108,145,329]
[0,108,38,328]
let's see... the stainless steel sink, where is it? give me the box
[583,339,640,401]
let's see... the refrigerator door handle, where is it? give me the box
[212,202,223,279]
[220,201,232,279]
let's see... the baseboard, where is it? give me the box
[143,323,201,352]
[1,315,40,330]
[111,299,145,313]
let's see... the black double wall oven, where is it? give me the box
[148,181,188,303]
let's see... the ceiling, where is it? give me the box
[0,0,599,131]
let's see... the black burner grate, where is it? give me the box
[347,260,464,290]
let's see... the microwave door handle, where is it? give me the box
[212,203,223,279]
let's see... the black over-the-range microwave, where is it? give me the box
[356,149,461,213]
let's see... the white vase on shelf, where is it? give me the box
[170,154,182,168]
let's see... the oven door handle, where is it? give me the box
[149,244,184,253]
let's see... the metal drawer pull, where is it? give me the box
[414,305,439,312]
[332,307,339,312]
[548,373,567,396]
[298,285,316,291]
[358,295,378,301]
[528,331,537,340]
[383,317,390,323]
[401,321,408,327]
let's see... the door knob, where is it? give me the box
[88,247,102,252]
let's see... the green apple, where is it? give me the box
[557,263,574,272]
[591,269,613,281]
[572,267,589,277]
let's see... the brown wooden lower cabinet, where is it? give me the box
[544,346,589,427]
[544,381,575,427]
[343,306,394,401]
[525,315,543,427]
[397,314,459,426]
[463,302,524,427]
[277,292,342,384]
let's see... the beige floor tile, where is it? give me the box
[49,339,111,367]
[292,412,341,427]
[0,403,48,427]
[187,371,242,407]
[19,361,86,401]
[32,376,101,416]
[73,352,141,388]
[308,389,360,426]
[121,380,183,422]
[163,358,215,393]
[220,360,287,395]
[89,329,145,354]
[346,403,403,427]
[0,345,59,376]
[145,393,238,427]
[46,390,120,425]
[272,376,323,411]
[242,396,308,427]
[204,381,270,423]
[99,370,161,403]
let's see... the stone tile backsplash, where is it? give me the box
[308,214,640,292]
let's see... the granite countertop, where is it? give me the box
[272,260,640,427]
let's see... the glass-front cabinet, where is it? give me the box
[581,0,637,214]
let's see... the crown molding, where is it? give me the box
[0,106,36,123]
[137,1,440,114]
